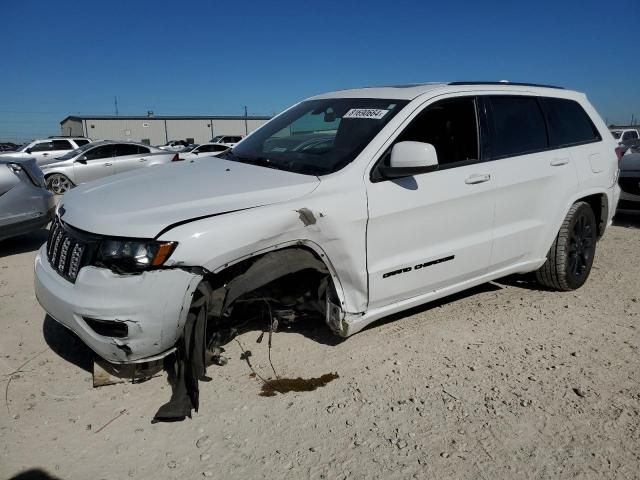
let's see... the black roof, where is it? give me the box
[448,81,564,89]
[60,114,271,124]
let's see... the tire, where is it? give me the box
[46,173,74,195]
[535,201,597,291]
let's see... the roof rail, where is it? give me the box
[448,81,564,90]
[47,135,89,138]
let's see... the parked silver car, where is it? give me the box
[0,156,54,242]
[617,152,640,212]
[41,141,180,194]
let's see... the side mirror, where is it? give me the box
[378,141,439,179]
[76,156,88,164]
[25,148,32,154]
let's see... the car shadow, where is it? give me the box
[613,211,640,229]
[42,315,94,373]
[361,281,505,333]
[9,469,63,480]
[0,228,49,258]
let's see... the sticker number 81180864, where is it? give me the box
[343,108,389,120]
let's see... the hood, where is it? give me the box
[59,158,320,238]
[0,151,28,158]
[621,152,640,172]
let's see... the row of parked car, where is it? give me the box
[0,135,239,240]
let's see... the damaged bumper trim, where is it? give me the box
[35,244,202,364]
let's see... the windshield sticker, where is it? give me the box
[343,108,389,120]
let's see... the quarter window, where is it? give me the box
[485,96,547,159]
[622,131,638,141]
[540,98,601,147]
[395,97,478,166]
[74,139,90,146]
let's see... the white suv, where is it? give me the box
[35,82,620,367]
[1,137,91,165]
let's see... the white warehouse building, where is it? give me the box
[59,114,272,145]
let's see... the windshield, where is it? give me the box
[228,98,407,175]
[611,131,622,139]
[55,142,98,160]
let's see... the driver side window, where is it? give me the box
[396,97,479,166]
[84,145,115,160]
[30,141,54,152]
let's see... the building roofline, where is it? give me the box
[60,114,272,124]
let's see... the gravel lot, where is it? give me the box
[1,214,639,479]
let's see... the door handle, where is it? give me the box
[550,159,569,167]
[465,173,491,184]
[139,158,147,162]
[104,163,113,166]
[42,153,49,156]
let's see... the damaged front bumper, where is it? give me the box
[34,244,202,364]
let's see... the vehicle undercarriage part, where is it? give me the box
[153,247,344,421]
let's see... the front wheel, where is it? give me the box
[46,173,74,195]
[535,201,597,291]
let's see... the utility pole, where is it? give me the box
[115,96,119,117]
[244,105,248,135]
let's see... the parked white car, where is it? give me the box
[35,82,619,369]
[611,128,639,145]
[0,137,91,165]
[178,143,229,160]
[210,135,243,147]
[158,140,191,151]
[41,141,179,194]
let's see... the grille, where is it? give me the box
[47,217,94,283]
[619,177,640,196]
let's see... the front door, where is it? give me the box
[73,144,115,184]
[366,96,496,309]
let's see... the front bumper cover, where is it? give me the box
[34,244,202,364]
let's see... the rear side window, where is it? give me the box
[485,96,547,159]
[52,140,73,150]
[74,139,90,146]
[114,144,140,157]
[138,146,150,154]
[623,131,638,141]
[540,98,601,147]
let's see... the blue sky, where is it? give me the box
[1,0,638,142]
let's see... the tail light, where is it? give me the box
[615,147,625,168]
[171,154,180,162]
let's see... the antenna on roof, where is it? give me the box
[114,96,119,117]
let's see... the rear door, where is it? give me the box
[366,96,496,308]
[73,144,116,183]
[113,144,147,174]
[481,95,578,268]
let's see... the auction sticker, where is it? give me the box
[343,108,389,120]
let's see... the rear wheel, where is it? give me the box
[535,201,596,291]
[46,173,74,195]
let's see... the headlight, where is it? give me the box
[95,239,177,273]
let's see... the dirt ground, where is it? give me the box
[1,214,639,480]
